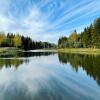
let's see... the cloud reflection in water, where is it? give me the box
[0,53,100,100]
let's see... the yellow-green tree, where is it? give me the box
[69,31,79,42]
[0,32,6,46]
[69,30,79,48]
[13,34,22,48]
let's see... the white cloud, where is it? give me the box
[0,15,15,31]
[22,7,48,31]
[0,0,100,42]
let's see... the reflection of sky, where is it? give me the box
[0,54,100,100]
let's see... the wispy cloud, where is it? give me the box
[0,0,100,43]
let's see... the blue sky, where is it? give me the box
[0,0,100,43]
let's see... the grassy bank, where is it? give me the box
[57,48,100,55]
[0,47,100,57]
[0,47,23,57]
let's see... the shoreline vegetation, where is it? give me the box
[0,33,56,51]
[57,48,100,55]
[0,17,100,57]
[58,18,100,49]
[0,47,100,57]
[57,18,100,55]
[0,47,23,57]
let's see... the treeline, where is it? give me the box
[0,33,56,50]
[58,18,100,48]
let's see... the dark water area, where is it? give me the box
[0,51,100,100]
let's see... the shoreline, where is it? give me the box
[0,47,100,57]
[0,47,23,57]
[57,48,100,55]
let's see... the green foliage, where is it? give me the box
[13,34,22,48]
[58,18,100,48]
[92,18,100,48]
[58,37,68,48]
[69,30,79,48]
[0,33,56,50]
[0,32,6,46]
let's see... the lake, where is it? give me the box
[0,51,100,100]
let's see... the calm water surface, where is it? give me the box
[0,51,100,100]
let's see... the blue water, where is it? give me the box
[0,52,100,100]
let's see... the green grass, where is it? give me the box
[57,48,100,55]
[0,47,100,57]
[0,47,23,57]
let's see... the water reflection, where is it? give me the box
[58,53,100,86]
[0,59,29,69]
[0,52,100,100]
[18,51,56,57]
[0,51,55,69]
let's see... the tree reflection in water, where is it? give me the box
[58,53,100,86]
[0,59,29,69]
[0,51,56,69]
